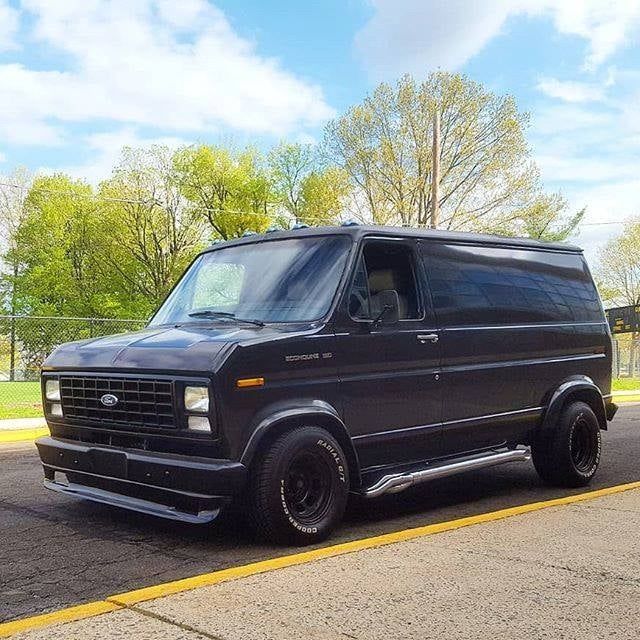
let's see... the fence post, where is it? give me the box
[9,315,16,382]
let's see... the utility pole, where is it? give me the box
[430,109,440,229]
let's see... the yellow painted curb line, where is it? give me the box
[2,480,640,638]
[0,602,121,638]
[0,428,48,444]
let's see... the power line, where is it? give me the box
[0,180,257,217]
[0,180,630,229]
[577,221,626,226]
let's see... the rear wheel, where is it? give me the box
[532,401,601,487]
[246,426,349,545]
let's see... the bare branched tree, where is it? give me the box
[324,72,579,239]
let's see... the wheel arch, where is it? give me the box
[542,377,607,432]
[239,402,361,489]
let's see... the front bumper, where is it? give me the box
[36,436,247,524]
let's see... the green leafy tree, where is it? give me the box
[597,219,640,375]
[299,167,351,226]
[12,175,106,318]
[269,143,352,226]
[0,168,31,379]
[597,219,640,308]
[488,191,584,242]
[0,168,31,312]
[269,142,315,222]
[514,194,584,242]
[97,146,207,315]
[8,175,120,371]
[174,145,273,239]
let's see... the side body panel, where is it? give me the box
[216,327,344,462]
[420,241,610,455]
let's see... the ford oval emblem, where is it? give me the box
[100,393,119,407]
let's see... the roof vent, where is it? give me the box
[265,226,280,233]
[241,231,256,237]
[341,220,359,227]
[292,222,309,230]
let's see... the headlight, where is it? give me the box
[187,416,211,432]
[45,379,61,401]
[184,386,209,413]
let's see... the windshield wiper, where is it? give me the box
[187,310,265,327]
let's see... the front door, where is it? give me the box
[333,238,442,470]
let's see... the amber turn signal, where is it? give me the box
[236,377,265,388]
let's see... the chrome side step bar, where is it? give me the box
[363,447,531,499]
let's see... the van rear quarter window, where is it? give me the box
[422,243,602,326]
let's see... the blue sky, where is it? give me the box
[1,0,639,261]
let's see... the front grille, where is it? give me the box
[60,376,176,430]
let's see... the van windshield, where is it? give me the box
[150,235,352,325]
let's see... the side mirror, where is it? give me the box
[372,289,400,325]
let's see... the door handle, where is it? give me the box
[417,333,439,344]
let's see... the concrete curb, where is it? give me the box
[0,418,48,443]
[0,417,46,431]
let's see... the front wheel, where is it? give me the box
[532,401,601,487]
[246,426,350,545]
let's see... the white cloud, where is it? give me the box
[0,0,334,147]
[530,92,640,265]
[535,153,637,183]
[58,128,188,184]
[356,0,640,78]
[537,78,604,103]
[565,179,640,265]
[0,1,19,51]
[531,98,638,189]
[355,0,515,78]
[548,1,640,70]
[532,103,612,135]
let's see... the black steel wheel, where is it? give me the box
[570,414,600,474]
[246,426,350,545]
[284,450,333,527]
[532,401,601,487]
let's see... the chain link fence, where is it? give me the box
[0,314,638,420]
[0,315,146,419]
[612,337,640,379]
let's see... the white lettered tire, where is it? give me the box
[246,426,349,545]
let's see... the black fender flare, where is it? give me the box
[541,377,607,432]
[239,400,361,488]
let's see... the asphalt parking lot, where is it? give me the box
[1,404,639,624]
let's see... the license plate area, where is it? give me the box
[88,448,128,479]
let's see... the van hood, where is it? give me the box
[42,323,306,373]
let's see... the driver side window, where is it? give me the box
[192,263,245,310]
[348,242,421,321]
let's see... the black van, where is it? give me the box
[37,225,617,544]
